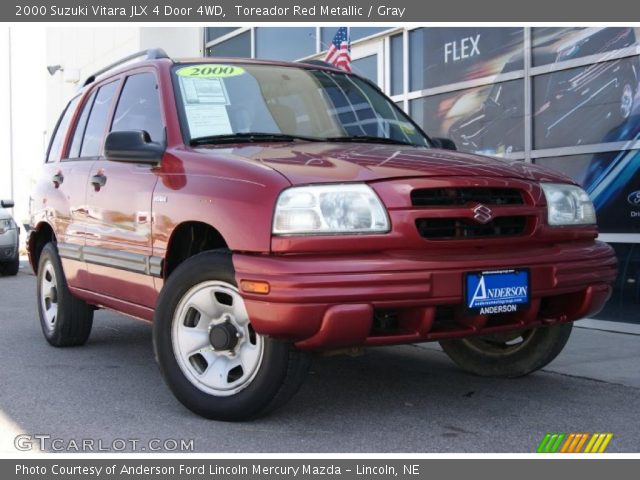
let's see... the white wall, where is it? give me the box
[0,27,47,231]
[139,27,202,59]
[46,27,141,131]
[0,27,12,204]
[46,27,201,131]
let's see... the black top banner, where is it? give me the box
[4,0,640,22]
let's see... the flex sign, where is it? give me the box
[444,34,481,63]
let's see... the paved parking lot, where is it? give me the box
[1,264,639,452]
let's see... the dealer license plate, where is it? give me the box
[465,269,529,314]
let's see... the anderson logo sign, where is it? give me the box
[466,269,529,313]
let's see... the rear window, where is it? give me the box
[80,81,118,158]
[47,96,79,163]
[68,90,96,159]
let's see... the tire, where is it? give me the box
[0,256,19,276]
[37,243,94,347]
[616,81,635,122]
[153,250,311,421]
[439,323,572,378]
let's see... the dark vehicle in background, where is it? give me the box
[0,200,19,276]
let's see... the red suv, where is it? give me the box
[29,50,617,420]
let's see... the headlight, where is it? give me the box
[541,183,596,226]
[273,184,390,235]
[0,219,15,230]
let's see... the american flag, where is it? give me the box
[324,27,351,72]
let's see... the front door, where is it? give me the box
[84,71,164,308]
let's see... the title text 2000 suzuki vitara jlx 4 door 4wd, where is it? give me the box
[28,50,617,420]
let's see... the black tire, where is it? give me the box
[0,256,19,276]
[153,250,311,421]
[36,243,94,347]
[439,323,572,378]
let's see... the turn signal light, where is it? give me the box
[240,280,270,294]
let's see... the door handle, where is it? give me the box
[90,173,107,188]
[52,172,64,188]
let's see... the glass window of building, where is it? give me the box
[351,55,378,85]
[409,27,524,91]
[532,55,640,149]
[206,30,251,58]
[255,28,316,61]
[205,27,241,43]
[320,27,389,50]
[410,80,524,155]
[390,33,404,96]
[532,27,639,67]
[591,242,640,324]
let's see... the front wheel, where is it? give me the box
[153,251,310,421]
[439,323,572,378]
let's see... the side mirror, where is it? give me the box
[1,200,14,209]
[104,130,164,165]
[432,137,457,151]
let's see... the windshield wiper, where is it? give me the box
[325,135,416,146]
[190,132,325,146]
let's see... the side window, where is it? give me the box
[111,73,164,143]
[80,81,118,158]
[68,90,96,159]
[46,96,79,163]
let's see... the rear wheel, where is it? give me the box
[439,323,572,378]
[37,243,93,346]
[153,251,310,420]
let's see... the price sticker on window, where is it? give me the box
[176,64,246,78]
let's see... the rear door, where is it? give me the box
[59,80,120,287]
[83,70,164,308]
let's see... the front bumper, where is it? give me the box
[233,241,617,350]
[0,229,19,261]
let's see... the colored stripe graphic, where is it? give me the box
[538,433,613,453]
[537,433,566,453]
[584,433,614,453]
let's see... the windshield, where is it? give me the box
[173,63,430,147]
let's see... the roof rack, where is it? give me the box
[82,48,171,87]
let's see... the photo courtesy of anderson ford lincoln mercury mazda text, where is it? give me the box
[28,50,617,420]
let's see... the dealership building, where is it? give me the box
[33,26,640,323]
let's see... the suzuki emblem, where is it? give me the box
[472,204,493,224]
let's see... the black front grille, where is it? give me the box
[416,216,528,240]
[411,187,524,207]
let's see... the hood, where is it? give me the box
[193,142,574,185]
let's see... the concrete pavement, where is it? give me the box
[0,263,638,452]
